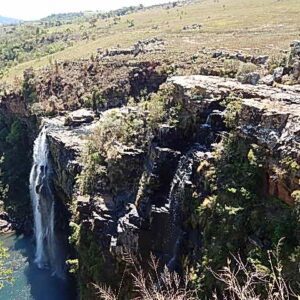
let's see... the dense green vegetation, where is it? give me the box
[73,74,300,296]
[78,83,197,195]
[189,134,300,298]
[74,86,300,298]
[0,115,32,222]
[0,243,12,289]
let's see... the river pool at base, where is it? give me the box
[0,233,76,300]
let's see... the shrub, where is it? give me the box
[22,68,37,103]
[192,134,299,297]
[211,240,299,300]
[69,222,80,246]
[222,95,242,128]
[236,62,258,77]
[78,84,180,194]
[127,19,135,27]
[93,254,196,300]
[223,59,241,77]
[0,243,13,289]
[267,53,287,73]
[142,85,174,129]
[78,107,149,194]
[66,259,79,274]
[281,157,300,174]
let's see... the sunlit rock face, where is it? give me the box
[40,75,299,295]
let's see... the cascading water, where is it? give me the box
[166,108,225,271]
[167,145,205,271]
[29,126,65,278]
[168,145,205,226]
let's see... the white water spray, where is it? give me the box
[29,126,64,278]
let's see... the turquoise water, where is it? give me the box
[0,233,76,300]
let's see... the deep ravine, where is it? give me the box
[0,233,76,300]
[0,124,76,300]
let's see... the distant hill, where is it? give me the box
[41,12,85,23]
[1,0,300,82]
[0,16,21,25]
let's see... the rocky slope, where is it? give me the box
[40,74,299,297]
[170,75,300,205]
[0,41,299,298]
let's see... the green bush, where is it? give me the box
[22,68,37,103]
[0,243,13,289]
[223,59,241,77]
[267,53,287,72]
[78,83,197,194]
[237,62,258,76]
[222,95,242,128]
[66,259,79,274]
[191,134,299,297]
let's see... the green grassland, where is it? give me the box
[1,0,300,82]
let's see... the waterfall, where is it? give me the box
[168,146,205,225]
[29,126,64,278]
[167,145,204,271]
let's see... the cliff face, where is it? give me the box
[46,111,97,202]
[0,55,299,295]
[170,75,300,205]
[41,75,299,297]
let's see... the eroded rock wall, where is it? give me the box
[2,72,298,297]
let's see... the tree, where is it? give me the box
[0,243,12,289]
[22,68,37,103]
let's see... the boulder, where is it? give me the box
[273,67,284,82]
[64,109,95,127]
[260,74,274,86]
[252,55,269,65]
[0,219,12,233]
[237,72,260,85]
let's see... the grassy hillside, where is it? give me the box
[1,0,300,82]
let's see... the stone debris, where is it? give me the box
[209,49,269,65]
[273,66,285,83]
[182,24,202,31]
[259,74,274,86]
[237,71,260,85]
[0,211,13,233]
[99,38,166,58]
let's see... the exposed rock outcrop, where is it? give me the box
[210,49,269,65]
[99,38,166,58]
[45,110,98,200]
[0,211,13,233]
[170,75,300,205]
[23,74,299,297]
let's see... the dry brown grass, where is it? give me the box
[3,0,300,82]
[211,239,300,300]
[93,253,196,300]
[93,240,299,300]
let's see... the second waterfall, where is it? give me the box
[29,126,64,278]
